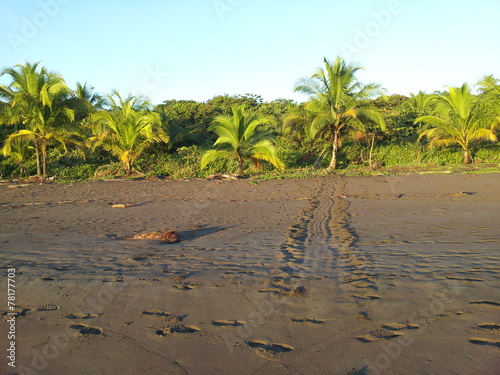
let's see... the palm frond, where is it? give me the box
[200,149,232,170]
[415,115,449,128]
[473,128,497,143]
[251,141,284,170]
[427,137,457,149]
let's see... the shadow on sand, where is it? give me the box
[179,225,236,241]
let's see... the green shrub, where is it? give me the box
[475,144,500,163]
[48,149,105,180]
[0,157,36,179]
[379,143,421,166]
[135,146,238,179]
[53,164,98,180]
[420,147,463,165]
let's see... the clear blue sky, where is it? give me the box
[1,0,498,104]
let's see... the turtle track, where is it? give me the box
[278,176,362,278]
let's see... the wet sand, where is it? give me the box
[0,174,499,374]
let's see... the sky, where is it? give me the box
[0,0,499,105]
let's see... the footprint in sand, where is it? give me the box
[66,313,100,319]
[171,276,186,283]
[142,310,185,323]
[246,340,294,360]
[143,309,171,317]
[469,338,500,348]
[446,276,485,282]
[355,312,370,321]
[174,283,202,291]
[357,329,404,343]
[350,280,378,290]
[352,293,380,300]
[40,276,57,281]
[470,301,500,307]
[435,311,467,319]
[71,323,103,335]
[291,317,326,324]
[259,285,308,297]
[37,304,60,311]
[357,322,420,343]
[211,320,245,327]
[156,325,201,336]
[383,322,420,330]
[472,323,500,334]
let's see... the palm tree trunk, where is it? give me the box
[125,159,133,175]
[463,149,472,164]
[327,129,340,171]
[41,141,48,177]
[369,133,376,168]
[237,158,244,176]
[34,138,42,176]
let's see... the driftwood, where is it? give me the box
[131,230,180,243]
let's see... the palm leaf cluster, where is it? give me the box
[416,84,499,164]
[89,91,169,174]
[0,62,79,176]
[201,105,284,175]
[288,57,386,170]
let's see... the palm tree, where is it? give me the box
[0,62,78,176]
[292,57,385,171]
[478,75,500,96]
[68,82,104,123]
[2,140,33,177]
[89,91,169,174]
[402,91,436,115]
[200,105,284,175]
[478,76,500,124]
[416,84,498,164]
[154,104,196,150]
[283,104,332,168]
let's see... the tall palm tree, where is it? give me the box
[200,105,284,175]
[416,84,498,164]
[89,91,169,174]
[0,62,77,176]
[292,57,385,171]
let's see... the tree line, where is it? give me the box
[0,59,499,179]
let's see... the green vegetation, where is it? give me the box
[0,62,81,176]
[417,84,498,164]
[1,59,499,181]
[201,105,284,175]
[289,57,386,171]
[89,91,169,174]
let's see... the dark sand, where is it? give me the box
[0,174,499,374]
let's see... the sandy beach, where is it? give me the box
[1,174,499,375]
